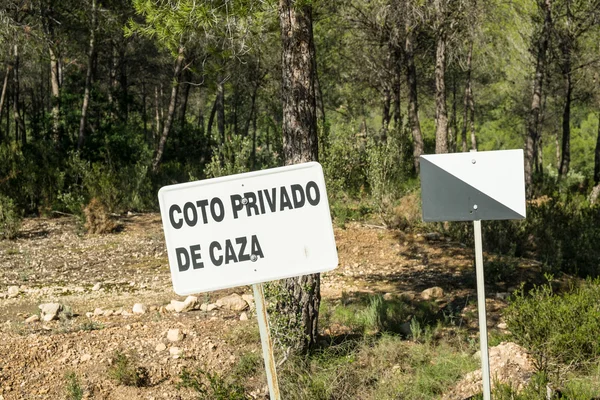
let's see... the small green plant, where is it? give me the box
[177,368,251,400]
[65,371,84,400]
[0,194,21,240]
[79,319,103,331]
[108,350,149,387]
[504,279,600,373]
[233,352,262,378]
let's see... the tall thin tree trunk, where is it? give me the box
[0,63,11,128]
[142,81,147,139]
[449,74,457,152]
[278,0,320,353]
[594,111,600,184]
[207,94,217,138]
[179,71,191,132]
[217,77,225,145]
[78,0,97,150]
[381,84,391,142]
[49,46,60,140]
[559,12,572,176]
[197,86,205,135]
[119,47,128,122]
[405,27,424,172]
[154,85,161,144]
[525,0,552,197]
[434,1,448,154]
[152,46,185,172]
[12,44,25,144]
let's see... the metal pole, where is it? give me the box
[473,219,491,400]
[252,283,281,400]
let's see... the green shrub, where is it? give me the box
[177,368,251,400]
[504,279,600,373]
[0,194,22,240]
[108,350,150,387]
[65,371,84,400]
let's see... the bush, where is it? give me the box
[504,279,600,373]
[108,350,150,387]
[84,198,116,234]
[177,368,251,400]
[64,371,84,400]
[0,194,22,240]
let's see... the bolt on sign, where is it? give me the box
[158,162,339,295]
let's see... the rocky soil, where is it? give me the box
[0,215,536,399]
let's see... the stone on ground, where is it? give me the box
[240,312,248,321]
[167,328,184,342]
[25,315,40,324]
[7,286,19,298]
[216,293,249,311]
[421,286,444,300]
[38,303,63,322]
[170,295,198,313]
[442,342,535,400]
[132,303,146,314]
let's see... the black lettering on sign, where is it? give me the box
[251,235,264,259]
[257,190,266,214]
[244,192,259,216]
[236,237,250,261]
[263,188,276,212]
[306,181,321,206]
[176,247,190,271]
[291,184,306,208]
[190,244,204,269]
[211,198,225,222]
[169,204,183,229]
[183,202,198,226]
[230,194,243,219]
[225,240,237,264]
[209,241,223,266]
[195,199,209,224]
[280,186,293,211]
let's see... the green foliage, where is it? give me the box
[177,368,251,400]
[108,350,150,387]
[64,371,84,400]
[322,126,368,198]
[365,128,412,226]
[0,194,22,240]
[504,279,600,373]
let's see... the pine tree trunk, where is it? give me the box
[49,46,60,140]
[405,28,424,172]
[559,7,573,177]
[217,77,225,145]
[525,0,552,197]
[434,0,448,154]
[278,0,320,353]
[594,110,600,184]
[12,44,25,144]
[0,63,11,130]
[152,46,185,172]
[78,0,97,150]
[179,70,191,132]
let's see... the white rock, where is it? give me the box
[25,315,40,324]
[7,286,19,298]
[132,303,146,314]
[80,354,92,362]
[240,312,249,321]
[169,347,183,358]
[167,328,184,342]
[156,343,167,352]
[216,293,249,311]
[170,296,198,313]
[200,303,208,311]
[85,312,93,318]
[93,308,104,316]
[92,283,102,291]
[165,304,175,312]
[38,303,62,322]
[103,310,114,317]
[421,287,444,300]
[207,303,218,311]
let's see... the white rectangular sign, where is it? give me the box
[420,149,526,222]
[158,162,338,295]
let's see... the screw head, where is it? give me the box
[471,159,476,164]
[250,254,258,262]
[241,198,248,205]
[473,204,478,210]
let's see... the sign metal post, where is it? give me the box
[474,219,491,400]
[419,149,526,399]
[252,283,281,400]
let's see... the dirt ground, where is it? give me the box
[0,215,536,399]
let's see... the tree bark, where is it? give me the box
[449,74,457,152]
[462,41,476,152]
[12,44,25,145]
[559,3,573,177]
[207,94,218,138]
[152,46,185,172]
[595,110,600,184]
[525,0,552,197]
[405,27,424,172]
[217,77,225,145]
[78,0,97,150]
[0,63,11,131]
[49,46,60,140]
[278,0,320,353]
[179,70,191,132]
[434,0,448,154]
[154,85,161,144]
